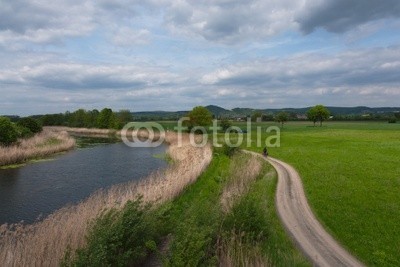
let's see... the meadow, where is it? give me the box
[237,121,400,266]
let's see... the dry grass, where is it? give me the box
[217,231,270,267]
[220,154,263,213]
[45,126,116,137]
[0,132,212,267]
[0,129,76,167]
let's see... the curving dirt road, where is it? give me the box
[248,151,365,267]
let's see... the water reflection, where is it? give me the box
[0,137,167,225]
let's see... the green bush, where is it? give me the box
[0,117,18,145]
[388,117,397,123]
[64,199,166,267]
[15,125,34,138]
[17,117,42,133]
[222,143,239,157]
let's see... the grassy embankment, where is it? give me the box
[0,132,212,266]
[238,121,400,266]
[0,129,76,168]
[62,148,308,266]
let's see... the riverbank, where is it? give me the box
[0,132,212,266]
[0,129,76,168]
[45,126,116,137]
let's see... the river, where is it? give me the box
[0,137,167,225]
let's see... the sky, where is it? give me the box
[1,0,400,115]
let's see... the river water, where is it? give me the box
[0,137,167,225]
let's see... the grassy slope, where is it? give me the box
[241,122,400,266]
[164,151,308,266]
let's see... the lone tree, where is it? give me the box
[186,106,213,132]
[307,105,330,126]
[275,111,289,127]
[0,117,18,146]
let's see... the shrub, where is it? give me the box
[17,117,43,133]
[15,125,33,138]
[222,143,239,157]
[388,118,397,123]
[64,199,165,267]
[220,118,232,132]
[0,117,18,145]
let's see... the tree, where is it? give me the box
[186,106,213,132]
[307,108,318,126]
[117,109,133,129]
[69,109,87,127]
[220,118,232,132]
[17,117,43,134]
[275,112,288,127]
[97,108,118,129]
[0,117,18,146]
[251,111,263,122]
[307,105,330,126]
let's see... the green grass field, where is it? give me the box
[236,121,400,266]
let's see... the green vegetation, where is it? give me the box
[275,111,289,126]
[220,118,232,131]
[307,104,330,126]
[64,150,308,266]
[240,121,400,266]
[0,116,18,145]
[17,117,43,134]
[63,199,167,267]
[186,106,213,131]
[38,108,133,129]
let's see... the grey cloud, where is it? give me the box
[165,0,298,44]
[0,63,179,90]
[202,46,400,88]
[297,0,400,33]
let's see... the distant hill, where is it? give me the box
[134,105,399,120]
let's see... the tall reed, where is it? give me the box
[220,154,262,213]
[0,132,212,266]
[45,126,115,137]
[0,129,75,167]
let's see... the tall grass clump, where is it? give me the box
[0,132,212,266]
[0,129,75,167]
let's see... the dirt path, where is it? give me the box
[248,151,365,267]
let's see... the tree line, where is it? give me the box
[0,108,133,146]
[37,108,133,129]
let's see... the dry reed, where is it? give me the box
[44,126,116,137]
[217,231,270,267]
[0,129,76,167]
[0,132,212,267]
[220,154,263,213]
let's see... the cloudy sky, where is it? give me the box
[1,0,400,115]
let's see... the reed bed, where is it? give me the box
[45,126,116,137]
[220,154,262,213]
[0,132,212,266]
[0,129,76,167]
[217,231,270,267]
